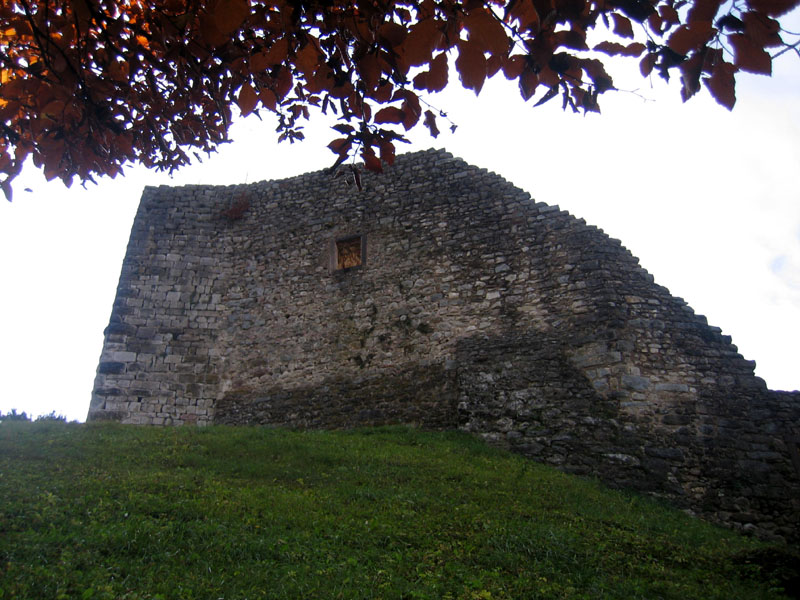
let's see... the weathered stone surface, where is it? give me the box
[622,374,651,391]
[88,149,800,542]
[97,361,125,375]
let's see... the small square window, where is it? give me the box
[335,235,364,270]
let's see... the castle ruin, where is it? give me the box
[89,149,800,541]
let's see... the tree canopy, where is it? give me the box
[1,0,798,199]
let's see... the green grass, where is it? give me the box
[0,421,795,599]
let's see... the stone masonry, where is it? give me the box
[89,149,800,541]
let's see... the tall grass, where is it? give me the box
[0,422,794,599]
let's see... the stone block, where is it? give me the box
[98,361,126,375]
[604,453,641,466]
[622,375,650,391]
[655,383,690,393]
[645,447,684,461]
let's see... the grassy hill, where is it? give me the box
[0,421,797,599]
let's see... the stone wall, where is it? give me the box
[91,188,228,425]
[89,149,800,541]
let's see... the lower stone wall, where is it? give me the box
[214,363,459,430]
[455,332,800,542]
[694,390,800,539]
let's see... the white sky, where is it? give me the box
[1,32,799,422]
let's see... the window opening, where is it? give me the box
[335,236,363,270]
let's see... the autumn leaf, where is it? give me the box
[380,141,396,165]
[687,0,722,24]
[263,38,290,66]
[413,52,448,92]
[487,55,503,77]
[580,88,601,113]
[428,52,449,91]
[374,82,394,103]
[580,59,615,92]
[456,39,488,94]
[259,88,277,111]
[593,41,646,56]
[464,8,510,56]
[747,0,800,16]
[398,90,422,130]
[70,0,92,33]
[249,51,270,73]
[518,67,539,100]
[374,106,406,124]
[679,51,704,100]
[109,60,129,82]
[1,179,12,202]
[41,100,66,121]
[362,147,383,172]
[237,82,258,116]
[534,85,559,106]
[548,52,579,77]
[358,54,382,92]
[274,67,293,100]
[295,41,319,80]
[704,60,737,109]
[668,21,715,55]
[402,19,444,66]
[659,5,681,27]
[611,13,634,38]
[328,137,351,156]
[214,0,250,36]
[742,12,783,47]
[201,0,249,48]
[554,29,588,50]
[717,14,745,31]
[729,33,772,74]
[612,0,656,22]
[648,11,664,33]
[379,22,407,48]
[505,0,540,32]
[423,109,440,137]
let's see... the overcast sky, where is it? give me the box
[1,34,798,421]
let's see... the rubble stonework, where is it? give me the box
[90,149,800,541]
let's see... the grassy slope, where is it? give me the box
[0,422,793,599]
